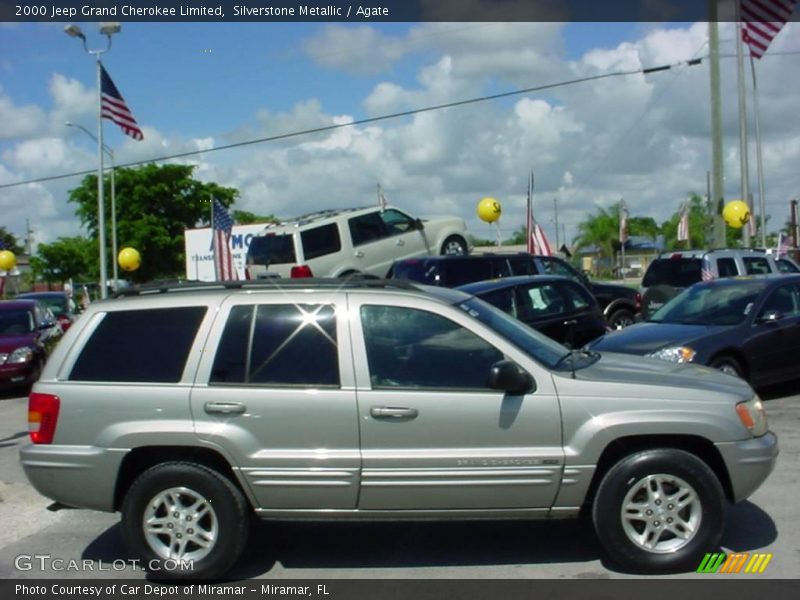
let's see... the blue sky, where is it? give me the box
[1,20,799,250]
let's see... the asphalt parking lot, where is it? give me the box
[0,381,797,580]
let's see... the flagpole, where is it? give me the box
[526,171,533,254]
[735,12,752,247]
[749,55,767,248]
[619,200,626,281]
[211,197,217,281]
[94,57,109,298]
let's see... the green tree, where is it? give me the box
[233,210,279,225]
[29,237,95,284]
[573,205,619,259]
[69,164,238,282]
[0,226,24,254]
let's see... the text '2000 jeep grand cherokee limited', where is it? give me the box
[20,280,777,579]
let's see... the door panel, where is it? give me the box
[191,294,360,509]
[350,299,563,510]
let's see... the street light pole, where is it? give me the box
[64,23,120,299]
[65,121,117,289]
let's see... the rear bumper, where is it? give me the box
[715,431,779,502]
[19,443,128,512]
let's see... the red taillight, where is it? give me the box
[290,265,313,278]
[57,315,71,331]
[28,392,60,444]
[669,253,683,260]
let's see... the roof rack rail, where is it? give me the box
[112,277,420,298]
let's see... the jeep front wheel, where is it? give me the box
[592,449,724,573]
[121,462,249,580]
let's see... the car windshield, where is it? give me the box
[648,281,761,326]
[454,297,570,369]
[0,309,35,335]
[32,297,66,316]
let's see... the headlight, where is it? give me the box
[646,346,696,363]
[736,395,768,437]
[8,346,34,364]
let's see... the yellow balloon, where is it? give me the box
[723,200,750,229]
[477,197,502,223]
[118,247,141,272]
[0,250,16,272]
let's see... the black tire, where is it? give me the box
[440,235,468,256]
[709,355,745,379]
[121,462,249,580]
[592,449,724,574]
[607,308,635,330]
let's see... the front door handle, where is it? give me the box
[204,401,246,415]
[396,239,405,246]
[354,251,365,258]
[370,406,418,419]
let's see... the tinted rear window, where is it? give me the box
[247,234,296,265]
[70,307,207,382]
[642,258,702,288]
[442,259,495,286]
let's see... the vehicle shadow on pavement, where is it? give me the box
[720,501,778,551]
[229,519,603,578]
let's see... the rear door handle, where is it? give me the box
[370,406,418,419]
[204,401,246,415]
[354,251,364,258]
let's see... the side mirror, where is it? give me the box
[414,218,425,231]
[488,360,536,395]
[757,310,783,324]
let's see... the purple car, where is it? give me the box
[0,300,62,390]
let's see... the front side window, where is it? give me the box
[758,285,800,318]
[0,309,35,335]
[361,305,504,390]
[70,307,207,382]
[211,304,339,386]
[561,281,593,310]
[379,209,416,235]
[349,213,388,246]
[743,257,771,275]
[300,223,341,260]
[516,283,568,319]
[539,257,581,283]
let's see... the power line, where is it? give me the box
[0,57,703,190]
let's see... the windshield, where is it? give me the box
[0,309,35,335]
[455,297,569,369]
[648,281,760,326]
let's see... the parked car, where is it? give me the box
[0,299,62,389]
[590,274,800,387]
[391,253,640,329]
[457,276,607,347]
[17,291,79,331]
[640,249,779,319]
[20,279,776,579]
[245,205,470,280]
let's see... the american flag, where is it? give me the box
[777,232,792,257]
[212,198,238,281]
[100,64,143,141]
[619,200,629,244]
[701,257,715,281]
[741,0,797,59]
[378,187,388,212]
[526,171,553,256]
[677,204,690,242]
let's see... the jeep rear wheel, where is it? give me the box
[592,449,724,573]
[608,308,635,330]
[121,462,249,580]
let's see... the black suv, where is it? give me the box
[390,253,641,329]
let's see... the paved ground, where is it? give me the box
[0,382,797,580]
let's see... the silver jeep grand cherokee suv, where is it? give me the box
[20,280,778,579]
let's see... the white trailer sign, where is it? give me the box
[184,224,268,281]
